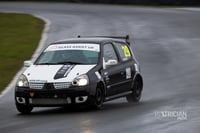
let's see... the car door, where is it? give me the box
[113,42,136,93]
[101,43,125,96]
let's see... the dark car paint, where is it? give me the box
[86,39,141,100]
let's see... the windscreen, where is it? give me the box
[35,43,100,65]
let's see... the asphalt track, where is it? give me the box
[0,2,200,133]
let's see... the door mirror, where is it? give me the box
[105,59,118,67]
[24,60,32,67]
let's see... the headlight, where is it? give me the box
[16,74,29,87]
[72,75,89,86]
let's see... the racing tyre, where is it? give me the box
[126,77,143,103]
[16,103,33,114]
[90,86,104,110]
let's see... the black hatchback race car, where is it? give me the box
[15,35,143,114]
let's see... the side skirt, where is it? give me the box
[105,91,132,102]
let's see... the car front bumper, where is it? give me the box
[15,86,91,107]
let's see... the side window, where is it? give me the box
[115,43,132,61]
[103,43,118,68]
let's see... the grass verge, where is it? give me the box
[0,13,44,93]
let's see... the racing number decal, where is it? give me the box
[121,45,131,58]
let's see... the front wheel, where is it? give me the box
[126,77,143,103]
[16,103,33,114]
[90,86,105,110]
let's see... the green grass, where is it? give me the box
[0,13,44,93]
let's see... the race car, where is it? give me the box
[15,35,143,114]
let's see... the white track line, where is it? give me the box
[0,13,51,98]
[175,8,200,12]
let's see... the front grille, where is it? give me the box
[29,82,71,89]
[29,82,44,89]
[53,82,71,89]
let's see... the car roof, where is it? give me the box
[52,37,127,45]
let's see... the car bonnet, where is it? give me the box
[23,64,96,83]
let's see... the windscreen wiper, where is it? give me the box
[55,61,84,65]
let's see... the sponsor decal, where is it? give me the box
[126,67,131,79]
[54,65,75,79]
[45,43,100,52]
[103,71,110,82]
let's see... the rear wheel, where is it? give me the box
[16,103,33,114]
[126,77,143,103]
